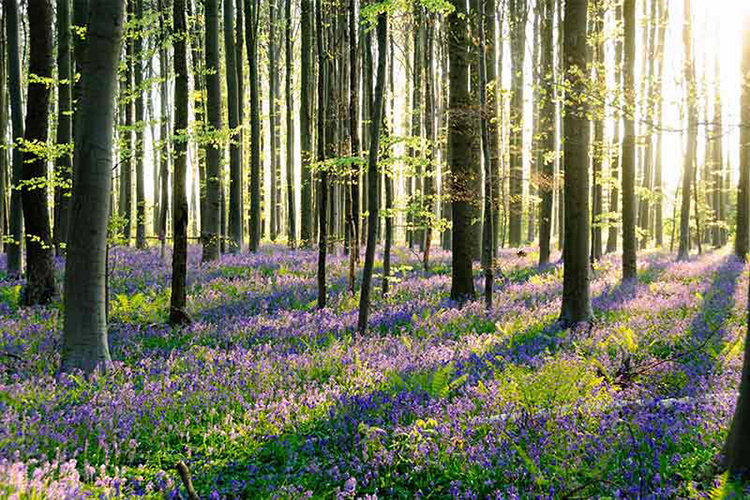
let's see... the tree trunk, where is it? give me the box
[654,0,667,248]
[157,0,170,258]
[423,12,435,272]
[5,0,24,275]
[508,0,527,248]
[54,0,73,254]
[285,0,295,247]
[606,1,623,254]
[316,0,328,309]
[134,0,146,249]
[712,59,723,247]
[357,11,386,332]
[448,0,476,302]
[61,0,125,373]
[0,29,6,255]
[169,0,190,325]
[590,0,604,262]
[738,15,750,260]
[559,0,591,325]
[347,0,360,289]
[246,0,261,252]
[621,0,637,279]
[21,0,55,306]
[678,0,697,261]
[479,0,493,309]
[538,0,554,266]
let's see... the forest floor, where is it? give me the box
[0,244,747,498]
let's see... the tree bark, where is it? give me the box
[21,0,56,306]
[54,0,73,254]
[5,0,24,275]
[479,0,493,309]
[285,0,295,246]
[590,0,604,262]
[678,0,697,261]
[738,13,750,260]
[246,0,261,252]
[61,0,125,373]
[538,0,555,266]
[223,0,243,252]
[448,0,477,302]
[654,0,667,248]
[134,0,146,249]
[346,0,360,289]
[508,0,527,248]
[316,0,328,309]
[559,0,591,325]
[622,0,637,279]
[300,0,313,247]
[357,11,386,332]
[423,12,435,272]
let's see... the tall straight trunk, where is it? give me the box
[169,0,190,325]
[383,115,392,296]
[361,27,372,248]
[479,0,493,309]
[21,0,55,305]
[678,0,697,261]
[54,0,73,254]
[555,0,564,252]
[300,0,313,247]
[134,0,146,249]
[224,0,243,251]
[316,0,328,308]
[357,11,386,332]
[61,0,125,373]
[448,0,476,302]
[440,21,451,252]
[538,0,554,266]
[246,0,261,251]
[621,0,637,279]
[607,1,623,254]
[236,0,245,243]
[528,10,539,244]
[121,3,134,245]
[285,0,295,246]
[654,0,667,247]
[590,1,603,262]
[738,18,750,260]
[157,0,170,257]
[408,4,422,249]
[712,59,723,247]
[488,0,501,258]
[346,0,360,290]
[0,28,6,254]
[423,12,435,271]
[559,0,591,325]
[187,0,205,241]
[5,0,24,275]
[269,0,279,242]
[508,0,527,248]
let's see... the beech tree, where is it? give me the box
[621,0,636,280]
[61,0,126,373]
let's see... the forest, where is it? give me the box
[2,0,750,497]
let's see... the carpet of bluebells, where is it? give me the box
[0,244,748,498]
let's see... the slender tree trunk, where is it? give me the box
[590,0,604,262]
[448,0,476,302]
[487,0,501,259]
[21,0,55,305]
[654,0,667,248]
[508,0,527,248]
[538,0,554,266]
[621,0,637,279]
[134,0,147,249]
[285,0,295,246]
[357,11,386,332]
[5,0,24,275]
[61,0,125,373]
[0,27,6,254]
[712,59,723,247]
[479,0,493,309]
[738,14,750,260]
[158,0,170,258]
[54,0,73,254]
[528,9,539,245]
[347,0,360,290]
[423,12,435,272]
[559,0,591,325]
[316,0,328,308]
[678,0,697,261]
[246,0,261,252]
[169,0,191,325]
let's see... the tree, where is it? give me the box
[21,0,56,305]
[678,0,697,261]
[479,0,493,309]
[224,0,243,252]
[346,0,360,288]
[202,0,222,261]
[134,0,146,250]
[423,11,435,271]
[357,10,387,333]
[169,0,191,326]
[590,0,604,262]
[559,0,591,325]
[61,0,126,373]
[300,0,313,247]
[316,0,328,309]
[621,0,637,279]
[737,9,750,261]
[448,0,476,302]
[606,0,623,254]
[4,0,24,276]
[54,0,73,254]
[285,0,296,246]
[269,0,280,241]
[508,0,528,248]
[246,0,261,252]
[538,0,555,266]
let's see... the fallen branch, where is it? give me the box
[175,461,199,500]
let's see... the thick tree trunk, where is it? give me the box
[448,0,476,302]
[5,0,24,275]
[61,0,125,373]
[738,15,750,260]
[21,0,56,306]
[678,0,697,261]
[300,0,313,247]
[169,0,190,325]
[54,0,73,254]
[538,0,555,266]
[120,3,134,245]
[357,12,386,332]
[621,0,637,279]
[269,0,279,241]
[487,0,501,259]
[559,0,591,325]
[246,0,261,252]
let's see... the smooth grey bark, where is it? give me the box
[202,0,222,261]
[54,0,73,254]
[120,3,133,245]
[169,0,190,325]
[61,0,125,373]
[157,0,170,257]
[448,0,476,302]
[654,0,667,248]
[422,12,435,271]
[538,0,555,266]
[21,0,56,306]
[590,0,604,262]
[285,0,295,246]
[300,0,313,247]
[4,0,24,275]
[269,0,280,241]
[357,11,386,333]
[559,0,591,325]
[678,0,697,261]
[508,0,527,248]
[224,0,243,252]
[134,0,146,249]
[245,0,261,252]
[485,0,500,264]
[606,1,623,254]
[622,0,637,279]
[346,0,360,290]
[316,0,328,309]
[479,0,493,309]
[737,11,750,261]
